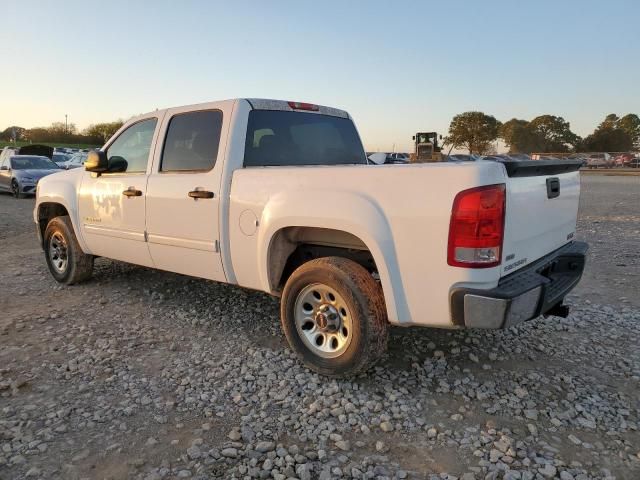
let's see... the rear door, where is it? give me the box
[145,101,232,281]
[499,160,582,276]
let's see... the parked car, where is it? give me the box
[628,158,640,168]
[63,152,89,169]
[52,153,71,166]
[384,153,409,164]
[613,153,634,167]
[0,147,18,166]
[0,154,60,197]
[586,153,613,168]
[34,98,587,376]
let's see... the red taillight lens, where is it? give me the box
[287,101,319,111]
[447,184,506,268]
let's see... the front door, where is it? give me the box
[145,105,228,281]
[77,116,161,267]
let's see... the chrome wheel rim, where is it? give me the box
[49,232,68,274]
[294,283,352,358]
[11,181,19,197]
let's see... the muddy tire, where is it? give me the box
[44,216,94,285]
[281,257,388,376]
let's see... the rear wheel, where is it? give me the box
[44,216,94,285]
[281,257,388,376]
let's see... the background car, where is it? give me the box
[0,155,60,198]
[384,152,410,164]
[613,153,634,167]
[63,151,89,169]
[628,158,640,168]
[52,153,71,167]
[586,153,613,168]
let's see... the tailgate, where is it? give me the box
[498,160,582,276]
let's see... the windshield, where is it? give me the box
[244,110,366,167]
[11,156,59,170]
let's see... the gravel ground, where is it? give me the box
[0,175,638,480]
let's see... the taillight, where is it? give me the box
[287,101,319,111]
[447,184,506,268]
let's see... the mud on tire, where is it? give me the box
[44,216,94,285]
[280,256,388,377]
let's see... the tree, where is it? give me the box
[617,114,640,149]
[499,118,542,153]
[582,128,633,152]
[84,121,123,142]
[528,115,580,152]
[579,113,636,152]
[598,114,619,131]
[0,126,26,142]
[446,111,501,155]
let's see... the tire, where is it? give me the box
[11,179,24,199]
[281,257,388,376]
[44,216,94,285]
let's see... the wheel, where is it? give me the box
[10,179,24,199]
[281,257,388,376]
[44,216,94,285]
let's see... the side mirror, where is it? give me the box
[107,156,128,173]
[367,152,387,165]
[85,150,109,173]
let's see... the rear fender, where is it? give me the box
[258,190,408,325]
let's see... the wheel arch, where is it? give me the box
[36,195,88,253]
[258,191,409,325]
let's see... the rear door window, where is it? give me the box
[243,110,366,167]
[161,110,223,172]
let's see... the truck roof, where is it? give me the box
[132,98,350,123]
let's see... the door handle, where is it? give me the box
[188,190,214,199]
[122,188,142,197]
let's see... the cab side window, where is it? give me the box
[160,110,223,172]
[106,118,158,173]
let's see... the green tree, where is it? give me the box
[580,113,636,152]
[598,113,620,131]
[583,129,632,151]
[0,126,26,142]
[617,114,640,148]
[529,115,580,152]
[499,118,541,153]
[446,111,501,155]
[84,121,124,142]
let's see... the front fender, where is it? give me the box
[257,190,409,325]
[35,172,89,253]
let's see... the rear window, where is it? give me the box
[243,110,366,167]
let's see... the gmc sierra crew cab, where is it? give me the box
[34,98,587,376]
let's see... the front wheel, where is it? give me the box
[11,179,24,199]
[44,216,94,285]
[281,257,388,376]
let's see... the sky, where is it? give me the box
[1,0,639,152]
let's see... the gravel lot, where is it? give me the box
[1,175,638,480]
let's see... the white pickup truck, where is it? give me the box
[34,98,587,376]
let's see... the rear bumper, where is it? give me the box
[450,241,588,329]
